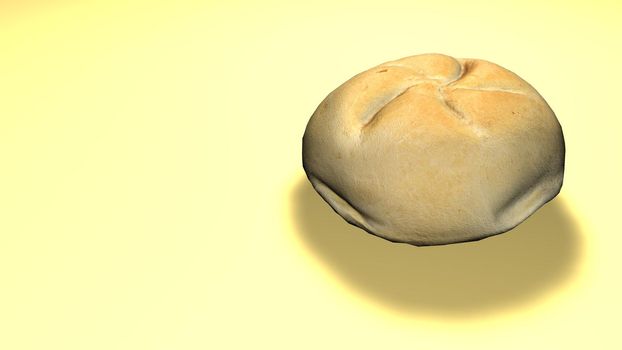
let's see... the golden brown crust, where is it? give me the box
[302,53,564,245]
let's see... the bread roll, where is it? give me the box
[302,53,565,246]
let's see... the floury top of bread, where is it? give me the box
[303,53,565,246]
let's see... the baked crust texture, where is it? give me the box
[302,53,565,245]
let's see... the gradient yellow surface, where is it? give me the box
[1,0,620,349]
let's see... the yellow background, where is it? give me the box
[1,0,620,348]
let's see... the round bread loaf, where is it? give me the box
[302,53,565,246]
